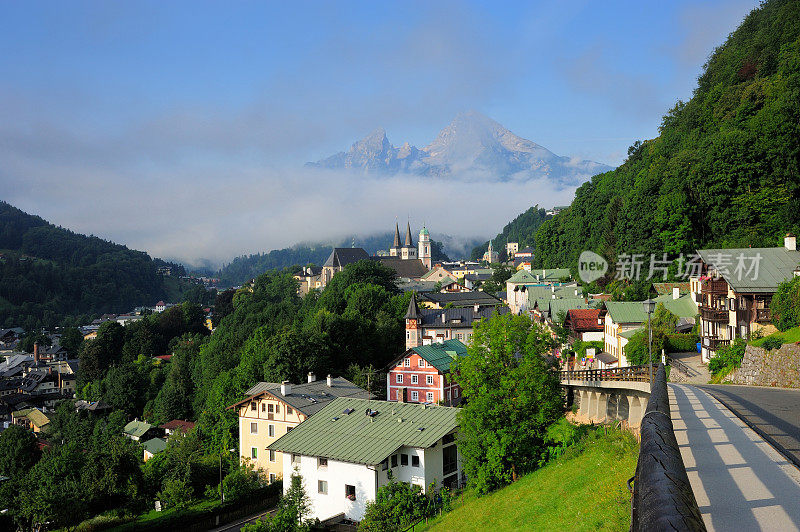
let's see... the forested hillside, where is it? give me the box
[471,206,549,259]
[525,0,800,273]
[0,201,187,330]
[217,233,451,287]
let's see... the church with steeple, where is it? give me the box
[379,221,432,278]
[391,222,418,260]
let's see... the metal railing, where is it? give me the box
[559,365,651,383]
[630,363,705,531]
[666,356,699,379]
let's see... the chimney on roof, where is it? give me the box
[473,303,480,314]
[281,381,292,396]
[673,287,680,300]
[326,374,333,387]
[33,342,39,364]
[550,285,555,292]
[307,372,316,383]
[785,233,796,251]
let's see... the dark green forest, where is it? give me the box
[531,0,800,274]
[0,261,409,529]
[0,201,190,330]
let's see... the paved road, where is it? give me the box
[697,384,800,468]
[670,384,800,531]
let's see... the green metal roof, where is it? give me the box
[604,302,648,325]
[142,437,168,455]
[606,294,697,325]
[657,294,698,318]
[697,247,800,293]
[507,270,538,284]
[268,397,459,465]
[124,420,153,438]
[411,339,468,373]
[619,327,643,339]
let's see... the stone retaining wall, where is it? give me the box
[729,343,800,387]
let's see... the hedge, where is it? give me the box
[665,333,699,353]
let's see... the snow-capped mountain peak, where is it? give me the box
[306,112,613,184]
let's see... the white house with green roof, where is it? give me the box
[604,293,698,366]
[268,397,461,522]
[691,235,800,361]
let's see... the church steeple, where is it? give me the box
[404,221,414,247]
[391,223,401,257]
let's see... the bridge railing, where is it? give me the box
[630,363,705,531]
[559,365,650,382]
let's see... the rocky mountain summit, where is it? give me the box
[307,111,613,185]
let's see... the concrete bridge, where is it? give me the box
[560,365,651,428]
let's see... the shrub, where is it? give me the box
[772,277,800,331]
[222,464,263,502]
[708,338,747,375]
[761,336,783,350]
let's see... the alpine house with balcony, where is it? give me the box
[267,397,461,522]
[690,233,800,362]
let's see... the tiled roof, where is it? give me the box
[419,291,502,307]
[652,282,690,295]
[408,339,468,374]
[159,419,196,432]
[566,309,604,332]
[419,306,509,328]
[375,257,428,279]
[323,248,370,268]
[697,247,800,293]
[547,298,590,321]
[268,397,458,465]
[231,377,371,417]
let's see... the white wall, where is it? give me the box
[283,455,377,522]
[581,331,604,342]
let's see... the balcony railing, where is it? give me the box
[701,279,728,294]
[559,364,650,383]
[700,307,729,322]
[755,308,772,322]
[702,337,731,350]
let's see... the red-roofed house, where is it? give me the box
[159,419,196,436]
[564,309,606,342]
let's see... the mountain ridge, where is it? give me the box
[307,110,613,185]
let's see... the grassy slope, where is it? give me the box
[749,325,800,346]
[422,428,638,531]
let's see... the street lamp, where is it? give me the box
[220,448,236,504]
[643,299,657,384]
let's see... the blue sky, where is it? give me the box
[0,0,759,265]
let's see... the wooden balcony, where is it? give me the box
[701,279,728,294]
[755,308,772,322]
[702,337,731,350]
[701,307,729,322]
